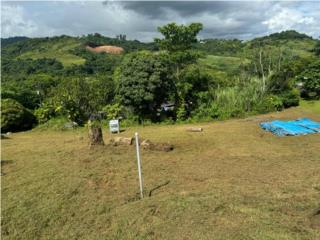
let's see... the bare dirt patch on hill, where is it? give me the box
[86,45,124,54]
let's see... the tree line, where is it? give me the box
[1,23,319,132]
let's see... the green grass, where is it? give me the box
[198,55,250,83]
[2,106,320,239]
[300,100,320,114]
[18,38,85,67]
[284,39,317,59]
[199,55,250,73]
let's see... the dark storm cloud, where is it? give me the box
[117,1,244,19]
[103,1,274,39]
[2,1,320,41]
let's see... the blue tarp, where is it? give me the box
[260,118,320,136]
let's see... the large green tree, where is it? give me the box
[155,22,203,52]
[155,22,203,120]
[115,51,172,122]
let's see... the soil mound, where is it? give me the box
[86,45,124,54]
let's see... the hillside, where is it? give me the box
[1,36,29,48]
[3,30,316,81]
[2,30,317,68]
[1,34,156,67]
[1,29,319,131]
[2,103,320,239]
[17,37,85,67]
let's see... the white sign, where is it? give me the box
[109,119,120,133]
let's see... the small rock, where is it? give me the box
[64,122,78,129]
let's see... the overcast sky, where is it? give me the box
[1,1,320,42]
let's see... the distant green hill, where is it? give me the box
[1,30,317,76]
[16,36,85,67]
[196,30,317,82]
[1,36,29,47]
[1,34,156,67]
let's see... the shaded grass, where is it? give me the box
[299,100,320,115]
[1,106,320,239]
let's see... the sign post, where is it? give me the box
[109,119,120,134]
[135,132,144,199]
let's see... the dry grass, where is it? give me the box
[1,105,320,240]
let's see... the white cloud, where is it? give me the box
[1,4,38,37]
[1,3,59,38]
[263,5,318,36]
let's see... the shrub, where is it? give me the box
[280,89,300,108]
[190,103,220,121]
[1,98,37,132]
[254,95,283,113]
[34,101,57,124]
[296,60,320,99]
[213,77,265,118]
[102,103,123,120]
[35,116,71,131]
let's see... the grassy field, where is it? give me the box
[1,103,320,240]
[300,100,320,115]
[198,55,250,82]
[199,55,250,72]
[17,38,85,67]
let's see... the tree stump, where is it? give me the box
[88,123,104,146]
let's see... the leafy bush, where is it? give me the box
[190,102,220,121]
[213,77,265,118]
[1,98,37,132]
[49,76,114,124]
[297,60,320,99]
[1,86,40,109]
[254,95,283,113]
[34,101,58,124]
[102,103,123,120]
[280,89,300,108]
[35,116,72,131]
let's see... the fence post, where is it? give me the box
[135,132,144,199]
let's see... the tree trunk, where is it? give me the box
[88,126,104,146]
[278,48,283,71]
[259,49,265,93]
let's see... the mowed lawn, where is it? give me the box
[1,104,320,240]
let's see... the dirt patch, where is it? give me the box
[110,137,174,152]
[86,45,124,54]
